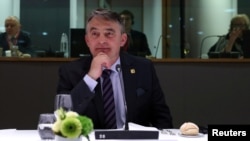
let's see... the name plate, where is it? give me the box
[95,130,159,139]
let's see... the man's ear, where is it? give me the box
[85,35,90,48]
[120,33,127,47]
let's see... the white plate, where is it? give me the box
[178,132,204,138]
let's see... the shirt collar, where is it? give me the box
[110,57,121,72]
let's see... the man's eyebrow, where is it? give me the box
[105,28,115,32]
[89,27,97,32]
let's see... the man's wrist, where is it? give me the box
[83,74,98,92]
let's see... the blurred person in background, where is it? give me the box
[119,10,152,57]
[0,16,34,57]
[208,14,250,58]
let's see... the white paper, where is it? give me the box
[128,122,159,131]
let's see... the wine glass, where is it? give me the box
[54,94,73,111]
[37,113,55,140]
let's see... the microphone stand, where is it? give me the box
[200,35,223,58]
[94,65,159,140]
[154,35,162,58]
[115,64,129,131]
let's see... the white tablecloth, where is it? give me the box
[0,129,207,141]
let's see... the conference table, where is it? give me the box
[0,129,207,141]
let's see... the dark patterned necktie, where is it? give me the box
[102,69,117,129]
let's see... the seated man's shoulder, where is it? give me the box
[0,32,6,37]
[0,33,7,42]
[131,30,146,36]
[20,30,31,36]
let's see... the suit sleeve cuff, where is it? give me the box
[83,74,98,92]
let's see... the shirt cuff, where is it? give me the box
[83,74,98,92]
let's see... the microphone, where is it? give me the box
[94,64,159,140]
[115,64,129,130]
[200,35,225,58]
[154,35,162,58]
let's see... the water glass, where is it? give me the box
[54,94,73,111]
[37,113,55,140]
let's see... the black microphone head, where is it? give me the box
[116,64,121,72]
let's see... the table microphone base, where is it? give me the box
[95,130,159,139]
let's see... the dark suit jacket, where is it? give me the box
[57,52,173,129]
[125,30,151,57]
[0,31,34,56]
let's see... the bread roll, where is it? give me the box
[20,53,31,58]
[180,122,199,135]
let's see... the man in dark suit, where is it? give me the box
[0,16,34,57]
[119,10,152,57]
[57,8,173,129]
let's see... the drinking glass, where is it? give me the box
[37,113,55,140]
[54,94,73,111]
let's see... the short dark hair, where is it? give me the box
[86,8,125,33]
[119,9,134,25]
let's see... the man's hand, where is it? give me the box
[88,52,112,80]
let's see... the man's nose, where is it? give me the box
[98,34,107,44]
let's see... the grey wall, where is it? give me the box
[0,59,250,129]
[155,62,250,127]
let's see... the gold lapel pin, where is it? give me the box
[130,69,135,74]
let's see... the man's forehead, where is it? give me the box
[87,26,115,33]
[87,18,119,28]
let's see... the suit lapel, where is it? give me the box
[120,53,137,122]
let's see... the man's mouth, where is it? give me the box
[96,48,110,52]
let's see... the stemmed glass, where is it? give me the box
[54,94,73,111]
[37,113,56,140]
